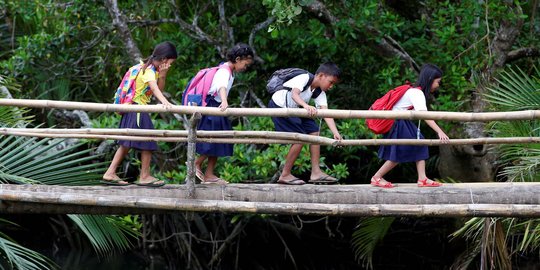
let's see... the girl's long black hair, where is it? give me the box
[414,63,443,100]
[142,41,178,74]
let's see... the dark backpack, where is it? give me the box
[365,82,414,134]
[266,68,322,99]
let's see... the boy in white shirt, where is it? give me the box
[268,62,342,185]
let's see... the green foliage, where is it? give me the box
[67,215,141,257]
[352,217,395,269]
[484,65,540,182]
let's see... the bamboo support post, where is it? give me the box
[186,113,201,198]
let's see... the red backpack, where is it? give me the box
[181,64,232,106]
[365,82,413,134]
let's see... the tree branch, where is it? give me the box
[506,47,540,63]
[249,17,275,64]
[218,0,234,47]
[303,0,418,72]
[103,0,142,62]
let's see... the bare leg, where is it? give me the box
[416,160,427,181]
[195,155,207,172]
[204,156,219,180]
[280,144,303,181]
[307,131,336,180]
[103,145,129,183]
[139,150,160,182]
[416,160,441,186]
[372,160,399,186]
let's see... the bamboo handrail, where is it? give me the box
[1,98,540,121]
[2,128,540,146]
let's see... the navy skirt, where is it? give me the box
[196,96,233,157]
[268,100,319,134]
[378,119,428,163]
[117,112,158,151]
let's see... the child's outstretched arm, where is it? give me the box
[148,81,172,107]
[291,88,317,117]
[320,105,342,140]
[425,120,449,141]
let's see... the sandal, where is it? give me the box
[134,179,166,187]
[277,178,306,185]
[370,177,394,188]
[195,169,205,182]
[417,178,442,187]
[100,179,131,186]
[202,178,228,185]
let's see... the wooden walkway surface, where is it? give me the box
[1,182,539,217]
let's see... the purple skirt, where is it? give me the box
[117,112,158,151]
[196,96,233,157]
[378,120,428,162]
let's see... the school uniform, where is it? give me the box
[269,73,327,134]
[196,67,234,156]
[117,64,159,151]
[378,87,429,162]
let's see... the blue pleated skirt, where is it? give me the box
[268,100,319,134]
[378,119,428,162]
[117,112,158,151]
[196,96,233,157]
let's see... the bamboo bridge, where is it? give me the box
[1,99,540,218]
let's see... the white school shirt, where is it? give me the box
[207,67,234,103]
[270,73,328,108]
[392,87,427,111]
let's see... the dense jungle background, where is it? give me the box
[0,0,539,269]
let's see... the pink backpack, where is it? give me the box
[181,64,232,106]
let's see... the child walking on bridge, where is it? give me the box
[194,43,254,184]
[268,62,342,185]
[102,41,177,187]
[371,63,449,188]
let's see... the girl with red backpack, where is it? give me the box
[194,43,254,184]
[371,64,449,188]
[102,41,177,187]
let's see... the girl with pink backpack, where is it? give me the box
[194,43,254,184]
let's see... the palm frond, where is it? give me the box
[0,134,106,185]
[351,217,395,269]
[67,215,140,257]
[0,232,58,270]
[484,67,540,110]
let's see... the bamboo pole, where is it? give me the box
[0,188,539,217]
[2,128,540,146]
[186,113,201,198]
[1,98,540,121]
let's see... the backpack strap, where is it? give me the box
[210,63,233,97]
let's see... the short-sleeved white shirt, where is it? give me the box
[392,87,427,111]
[270,73,328,108]
[207,67,234,102]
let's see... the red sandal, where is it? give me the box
[417,178,442,187]
[371,177,394,188]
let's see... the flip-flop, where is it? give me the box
[277,178,306,185]
[195,169,205,182]
[201,178,228,185]
[309,175,339,184]
[100,179,131,186]
[134,180,166,187]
